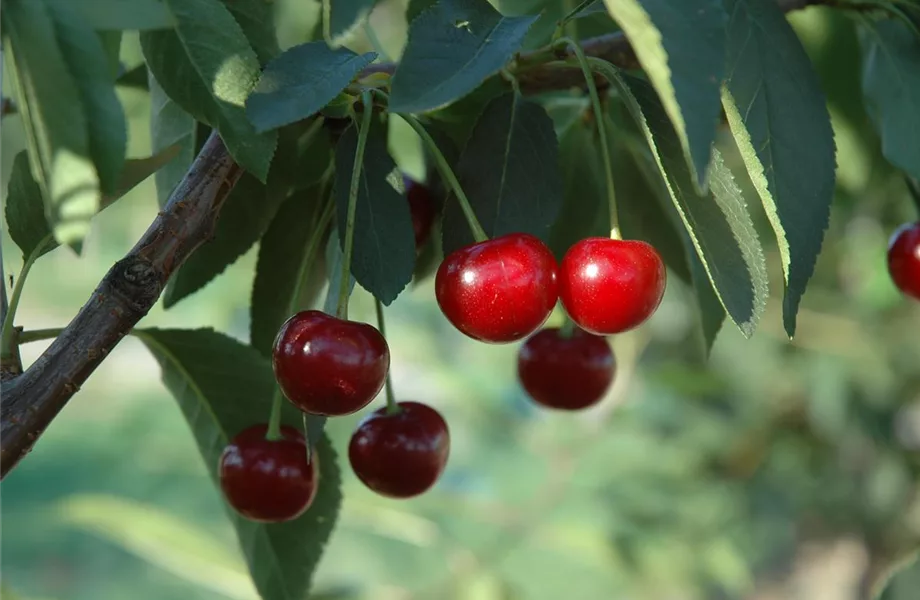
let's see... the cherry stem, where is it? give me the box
[374,298,400,415]
[337,92,374,320]
[398,113,488,244]
[1,235,51,360]
[559,313,577,339]
[559,38,621,241]
[554,0,594,40]
[265,391,284,441]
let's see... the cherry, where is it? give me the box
[272,310,389,416]
[404,176,436,249]
[518,327,615,410]
[218,424,319,522]
[435,233,558,343]
[348,402,450,498]
[888,222,920,300]
[559,238,666,335]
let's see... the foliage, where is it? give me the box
[2,0,920,598]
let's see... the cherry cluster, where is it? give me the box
[217,176,668,524]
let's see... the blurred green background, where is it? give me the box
[2,2,920,600]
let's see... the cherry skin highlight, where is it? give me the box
[218,424,319,523]
[560,238,666,335]
[349,402,450,498]
[435,233,558,343]
[887,222,920,301]
[272,311,389,416]
[518,327,615,410]
[404,176,437,249]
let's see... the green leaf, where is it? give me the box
[323,0,376,43]
[860,18,920,182]
[601,0,726,189]
[5,152,53,261]
[721,0,836,338]
[442,93,563,254]
[163,173,288,307]
[4,0,100,251]
[149,73,198,207]
[47,1,128,195]
[251,189,330,357]
[140,0,278,181]
[333,121,416,305]
[221,0,281,64]
[406,0,437,23]
[246,43,376,133]
[136,328,341,600]
[117,64,150,90]
[5,147,185,262]
[99,31,123,78]
[608,71,767,337]
[54,0,176,30]
[548,114,609,260]
[389,0,538,113]
[686,239,725,353]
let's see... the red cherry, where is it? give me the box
[518,327,615,410]
[405,176,436,249]
[272,311,389,416]
[888,222,920,300]
[218,424,319,522]
[435,233,559,343]
[348,402,450,498]
[559,238,666,335]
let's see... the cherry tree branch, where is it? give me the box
[0,132,242,478]
[0,0,835,479]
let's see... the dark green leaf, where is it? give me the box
[5,0,99,251]
[333,121,416,305]
[442,93,563,254]
[323,229,357,314]
[406,0,437,23]
[251,189,330,357]
[163,173,289,307]
[722,0,836,338]
[53,0,176,30]
[860,18,920,181]
[149,73,198,207]
[323,0,376,42]
[389,0,538,113]
[221,0,281,64]
[610,72,767,337]
[548,113,609,260]
[48,1,128,195]
[687,247,725,354]
[5,152,53,261]
[140,0,277,181]
[246,43,376,133]
[136,328,341,600]
[602,0,726,189]
[98,31,123,78]
[272,122,335,193]
[5,146,183,261]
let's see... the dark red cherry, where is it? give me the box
[218,424,319,522]
[272,311,389,416]
[405,176,436,249]
[435,233,558,343]
[559,238,666,335]
[888,222,920,300]
[518,327,615,410]
[348,402,450,498]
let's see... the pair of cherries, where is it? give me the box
[220,310,450,523]
[219,180,448,524]
[435,230,666,411]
